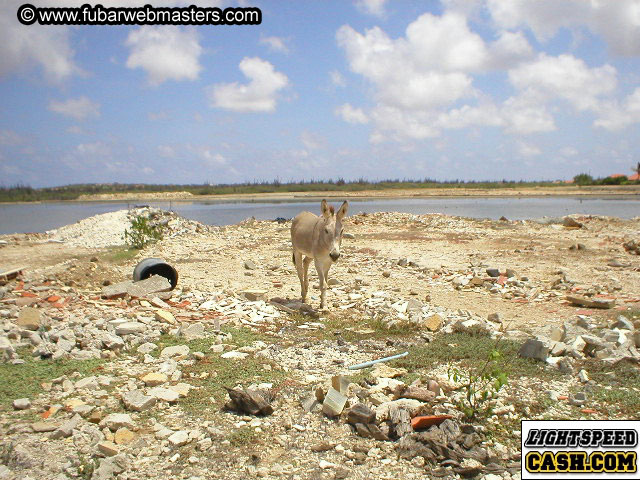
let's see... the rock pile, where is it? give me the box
[50,207,215,248]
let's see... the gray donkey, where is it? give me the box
[291,199,348,309]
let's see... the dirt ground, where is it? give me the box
[2,210,639,331]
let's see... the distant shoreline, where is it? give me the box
[1,184,639,205]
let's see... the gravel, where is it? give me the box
[49,210,130,248]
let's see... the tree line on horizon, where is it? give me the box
[0,175,638,203]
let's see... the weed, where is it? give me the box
[77,456,99,480]
[391,332,562,419]
[228,426,261,447]
[123,214,164,249]
[448,348,508,419]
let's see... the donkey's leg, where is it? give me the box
[302,256,312,302]
[315,258,331,309]
[294,251,306,301]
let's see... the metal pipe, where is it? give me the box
[347,351,408,370]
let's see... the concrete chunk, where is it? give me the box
[566,294,615,309]
[242,289,267,301]
[122,390,156,412]
[127,275,172,298]
[322,387,347,417]
[98,441,119,457]
[518,339,549,361]
[16,307,41,331]
[101,413,135,431]
[346,403,376,425]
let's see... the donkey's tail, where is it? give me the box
[292,252,296,266]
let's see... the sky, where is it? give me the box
[1,0,640,188]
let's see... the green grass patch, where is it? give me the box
[0,350,105,411]
[582,358,640,417]
[150,326,272,358]
[300,313,421,343]
[150,326,285,419]
[228,425,262,447]
[179,355,286,419]
[104,246,139,264]
[391,332,563,382]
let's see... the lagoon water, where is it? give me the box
[1,196,639,235]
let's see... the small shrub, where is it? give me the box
[573,173,593,185]
[123,215,164,249]
[448,348,508,419]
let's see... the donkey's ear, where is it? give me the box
[321,199,331,218]
[336,201,348,220]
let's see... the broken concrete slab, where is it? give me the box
[566,294,615,309]
[122,390,157,412]
[322,387,348,418]
[518,339,549,361]
[16,307,41,331]
[126,275,172,298]
[242,289,268,301]
[102,275,171,299]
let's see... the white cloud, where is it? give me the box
[300,131,325,150]
[335,104,369,124]
[336,13,502,141]
[486,0,640,56]
[500,91,556,134]
[206,57,289,113]
[0,1,79,83]
[66,125,91,135]
[49,96,101,120]
[0,129,24,145]
[75,142,110,156]
[330,70,346,87]
[435,103,504,130]
[487,30,534,69]
[356,0,387,17]
[594,88,640,130]
[157,145,176,158]
[259,35,290,54]
[125,26,202,85]
[560,147,579,157]
[517,141,541,157]
[148,111,169,121]
[200,150,226,166]
[508,54,617,112]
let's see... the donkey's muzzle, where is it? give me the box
[329,252,340,261]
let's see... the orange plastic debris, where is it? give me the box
[411,414,453,430]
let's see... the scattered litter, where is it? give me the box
[348,351,409,370]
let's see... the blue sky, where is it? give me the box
[1,0,640,187]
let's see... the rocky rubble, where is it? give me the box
[1,209,639,480]
[49,207,216,249]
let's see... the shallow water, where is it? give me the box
[0,196,638,235]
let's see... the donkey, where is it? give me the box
[291,199,348,309]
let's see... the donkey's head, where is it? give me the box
[320,199,348,262]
